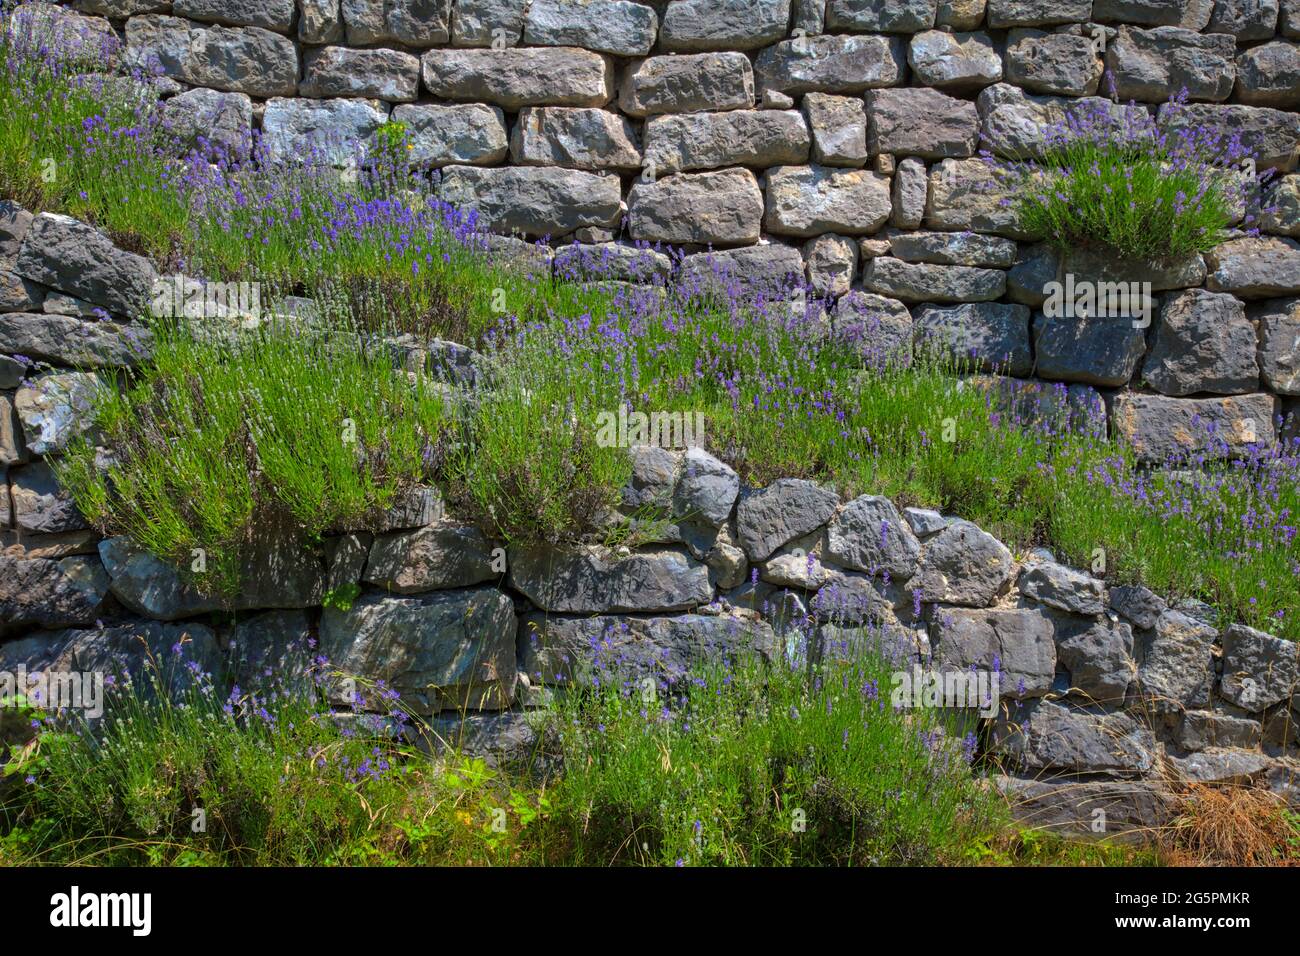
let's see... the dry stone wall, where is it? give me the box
[23,0,1300,461]
[3,0,1300,839]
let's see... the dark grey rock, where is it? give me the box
[913,302,1033,376]
[16,213,157,319]
[915,519,1013,607]
[509,545,713,613]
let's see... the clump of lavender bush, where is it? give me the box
[992,81,1273,261]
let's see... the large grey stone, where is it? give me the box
[1264,174,1300,237]
[832,291,915,369]
[987,0,1093,26]
[1033,314,1148,388]
[9,461,88,535]
[0,555,110,635]
[866,87,979,159]
[1054,616,1135,704]
[618,52,754,116]
[673,447,740,527]
[363,524,499,593]
[1092,0,1215,28]
[1177,709,1262,751]
[1060,245,1207,294]
[891,157,927,229]
[994,775,1175,843]
[755,34,906,96]
[321,588,516,712]
[161,87,253,157]
[1168,749,1274,785]
[1109,584,1168,631]
[261,97,389,166]
[1220,623,1300,711]
[825,0,938,30]
[735,479,839,562]
[930,606,1056,698]
[422,47,613,109]
[862,258,1005,303]
[1142,289,1258,396]
[1136,609,1217,713]
[1005,28,1103,97]
[341,0,453,45]
[803,94,867,168]
[173,0,295,30]
[764,165,892,238]
[124,17,298,97]
[553,242,673,284]
[1106,25,1236,103]
[680,243,807,300]
[391,102,508,168]
[299,0,344,42]
[0,314,151,369]
[519,612,777,686]
[628,168,764,246]
[804,234,858,297]
[644,110,809,174]
[300,46,420,102]
[1019,560,1105,615]
[16,214,156,319]
[451,0,527,45]
[992,698,1156,775]
[924,158,1031,238]
[1206,237,1300,297]
[825,495,920,578]
[1255,297,1300,395]
[1158,102,1300,173]
[660,0,790,51]
[1237,41,1300,110]
[913,302,1033,376]
[979,83,1149,161]
[888,232,1017,268]
[439,165,622,239]
[963,374,1108,436]
[509,545,713,613]
[1207,0,1280,39]
[1111,392,1278,462]
[511,106,641,172]
[524,0,658,56]
[14,372,101,456]
[908,30,1002,90]
[915,520,1013,607]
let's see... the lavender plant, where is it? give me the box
[991,81,1272,261]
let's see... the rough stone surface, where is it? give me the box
[680,243,805,300]
[991,698,1156,775]
[16,213,156,318]
[1019,560,1105,615]
[0,314,151,369]
[10,461,88,535]
[924,158,1030,238]
[451,0,527,46]
[161,87,253,156]
[803,94,867,168]
[523,0,658,57]
[891,157,927,229]
[628,168,764,246]
[422,47,613,109]
[519,612,777,685]
[619,52,754,116]
[755,34,905,96]
[988,0,1094,27]
[1220,623,1300,711]
[0,555,110,634]
[439,165,622,238]
[1111,392,1278,462]
[509,546,713,613]
[930,606,1057,697]
[1005,28,1103,96]
[764,165,892,238]
[673,447,740,527]
[261,97,389,166]
[1255,297,1300,395]
[321,588,517,712]
[915,520,1013,607]
[1158,102,1300,172]
[1106,25,1237,103]
[341,0,453,46]
[392,102,508,168]
[736,479,840,562]
[913,302,1033,376]
[300,46,421,102]
[862,258,1006,304]
[1110,584,1168,630]
[1142,289,1259,396]
[125,17,299,97]
[888,232,1017,268]
[1237,40,1300,110]
[1206,237,1300,297]
[512,106,641,172]
[866,88,980,159]
[1136,609,1217,713]
[14,372,101,456]
[661,0,791,51]
[643,109,809,174]
[995,775,1174,842]
[826,495,921,578]
[832,291,914,368]
[1054,616,1135,704]
[1033,314,1149,388]
[363,524,499,593]
[908,30,1002,90]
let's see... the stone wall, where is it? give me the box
[18,0,1300,459]
[3,0,1300,839]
